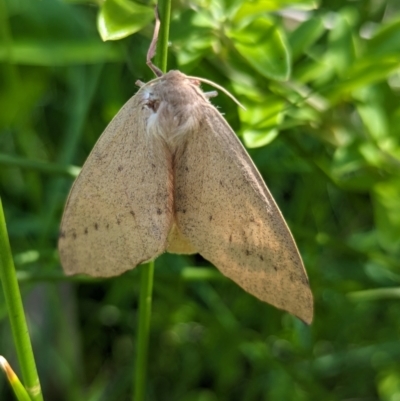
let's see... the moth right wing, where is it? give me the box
[59,94,173,277]
[173,105,313,323]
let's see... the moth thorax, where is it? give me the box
[146,96,201,146]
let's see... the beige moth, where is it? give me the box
[58,16,313,324]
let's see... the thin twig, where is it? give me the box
[146,6,163,77]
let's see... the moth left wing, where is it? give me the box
[173,105,313,323]
[59,94,173,277]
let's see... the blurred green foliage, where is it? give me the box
[1,0,400,400]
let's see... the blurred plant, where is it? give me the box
[0,200,43,401]
[1,0,400,400]
[0,356,34,401]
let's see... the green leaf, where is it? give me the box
[378,369,400,401]
[367,17,400,57]
[331,144,382,191]
[348,288,400,301]
[326,57,400,102]
[243,128,279,148]
[238,95,284,148]
[169,10,214,68]
[176,35,214,67]
[288,15,325,60]
[357,103,388,143]
[232,0,318,21]
[373,178,400,253]
[0,40,123,65]
[228,18,291,81]
[327,12,356,75]
[219,0,244,20]
[97,0,153,42]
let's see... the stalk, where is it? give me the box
[0,199,44,401]
[133,1,171,399]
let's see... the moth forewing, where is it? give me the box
[58,91,174,277]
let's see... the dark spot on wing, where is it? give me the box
[259,255,264,261]
[152,163,156,168]
[219,180,223,186]
[249,216,254,222]
[185,167,189,172]
[84,228,88,235]
[229,234,232,243]
[209,215,213,221]
[106,223,109,229]
[117,218,121,225]
[245,250,250,256]
[94,223,98,230]
[156,208,162,215]
[118,166,123,172]
[182,209,186,214]
[59,230,65,239]
[130,210,135,217]
[273,265,278,271]
[72,232,77,239]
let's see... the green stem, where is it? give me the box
[0,153,80,178]
[0,198,44,401]
[133,2,171,399]
[0,356,33,401]
[0,0,20,92]
[134,261,155,401]
[14,267,222,283]
[154,0,171,73]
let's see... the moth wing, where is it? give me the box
[174,106,313,323]
[59,94,173,277]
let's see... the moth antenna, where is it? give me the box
[190,77,246,110]
[135,80,146,88]
[147,5,163,77]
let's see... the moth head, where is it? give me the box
[141,70,244,110]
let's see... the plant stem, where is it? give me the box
[0,153,80,178]
[134,260,155,401]
[154,0,171,73]
[133,2,171,399]
[0,198,44,401]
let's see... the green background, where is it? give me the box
[1,0,400,399]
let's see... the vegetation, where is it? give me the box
[1,0,400,399]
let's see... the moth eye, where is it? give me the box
[146,98,160,112]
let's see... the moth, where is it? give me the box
[58,16,313,324]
